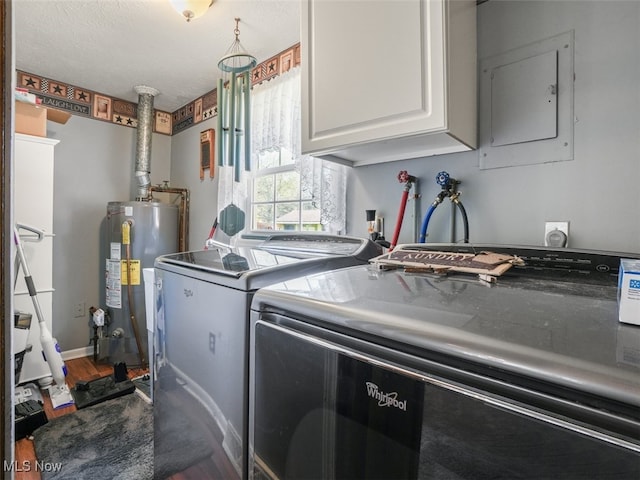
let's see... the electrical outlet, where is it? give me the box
[544,221,569,247]
[73,302,85,318]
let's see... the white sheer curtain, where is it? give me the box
[298,155,348,235]
[216,66,347,239]
[251,67,302,162]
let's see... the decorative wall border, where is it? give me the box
[16,43,301,137]
[16,70,166,133]
[171,43,300,135]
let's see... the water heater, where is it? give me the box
[103,200,179,367]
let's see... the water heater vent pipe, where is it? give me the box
[134,85,160,201]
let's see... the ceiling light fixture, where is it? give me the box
[169,0,213,22]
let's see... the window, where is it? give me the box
[216,67,347,240]
[251,148,322,232]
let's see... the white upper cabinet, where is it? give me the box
[301,0,477,166]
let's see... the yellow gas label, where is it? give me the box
[121,222,131,245]
[121,260,141,285]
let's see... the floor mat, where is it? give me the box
[33,388,215,480]
[33,393,152,480]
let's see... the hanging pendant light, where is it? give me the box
[216,18,257,182]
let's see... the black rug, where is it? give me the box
[33,393,153,480]
[33,389,216,479]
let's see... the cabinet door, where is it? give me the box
[14,134,57,232]
[302,0,446,155]
[13,134,58,384]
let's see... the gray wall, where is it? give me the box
[347,0,640,253]
[168,116,219,251]
[36,0,639,353]
[48,116,170,352]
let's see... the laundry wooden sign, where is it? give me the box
[371,249,524,277]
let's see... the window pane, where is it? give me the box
[302,201,322,231]
[254,175,275,203]
[254,204,274,230]
[275,171,300,201]
[275,202,299,231]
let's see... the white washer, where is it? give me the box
[152,233,381,480]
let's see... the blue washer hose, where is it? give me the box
[419,202,439,243]
[419,171,469,243]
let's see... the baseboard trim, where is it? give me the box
[62,346,93,361]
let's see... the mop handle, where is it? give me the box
[15,223,45,242]
[14,224,45,284]
[13,226,47,325]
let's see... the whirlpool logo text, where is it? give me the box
[365,382,407,411]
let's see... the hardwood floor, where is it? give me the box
[14,356,237,480]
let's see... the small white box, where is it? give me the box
[618,259,640,325]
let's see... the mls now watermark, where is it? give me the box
[3,460,63,473]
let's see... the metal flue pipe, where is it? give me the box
[134,85,160,201]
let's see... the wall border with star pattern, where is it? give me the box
[16,43,300,137]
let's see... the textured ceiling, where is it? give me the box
[14,0,301,112]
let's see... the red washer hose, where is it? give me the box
[389,171,416,251]
[390,189,409,251]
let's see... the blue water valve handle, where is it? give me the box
[436,171,450,187]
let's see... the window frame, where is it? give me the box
[249,149,319,232]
